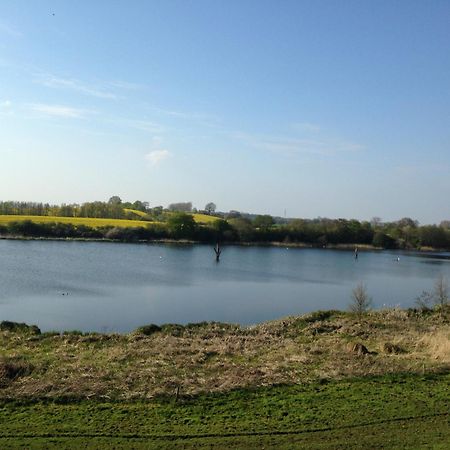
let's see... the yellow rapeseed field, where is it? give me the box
[0,215,152,228]
[123,208,149,218]
[192,213,219,223]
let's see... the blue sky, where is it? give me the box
[1,0,449,224]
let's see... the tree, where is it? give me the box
[132,200,149,212]
[108,196,122,205]
[372,231,396,249]
[226,210,241,219]
[370,217,382,228]
[210,219,234,241]
[419,226,449,249]
[349,282,372,319]
[228,217,254,241]
[151,206,164,217]
[168,202,192,212]
[167,213,197,239]
[434,275,449,311]
[204,202,216,215]
[253,215,275,229]
[397,217,418,228]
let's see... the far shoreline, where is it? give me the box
[0,234,448,253]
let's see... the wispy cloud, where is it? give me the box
[232,132,364,157]
[35,73,118,99]
[148,106,220,127]
[291,122,321,133]
[28,103,93,119]
[125,119,165,133]
[0,22,22,38]
[145,149,171,167]
[108,80,145,90]
[1,100,12,108]
[394,163,450,176]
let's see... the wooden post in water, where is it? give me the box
[214,242,222,262]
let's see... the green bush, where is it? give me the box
[0,321,41,335]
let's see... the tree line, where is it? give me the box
[1,211,449,249]
[0,198,155,220]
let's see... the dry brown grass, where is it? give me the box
[0,309,448,400]
[418,330,450,363]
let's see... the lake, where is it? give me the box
[0,240,449,332]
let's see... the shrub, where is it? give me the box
[0,321,41,334]
[135,324,162,336]
[349,282,372,319]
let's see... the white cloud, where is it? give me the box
[145,150,171,166]
[35,73,117,99]
[28,103,92,119]
[1,100,12,108]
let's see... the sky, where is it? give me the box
[1,0,449,224]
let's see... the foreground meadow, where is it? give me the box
[1,308,449,448]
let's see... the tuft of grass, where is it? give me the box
[0,356,34,386]
[419,331,450,363]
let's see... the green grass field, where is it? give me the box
[0,215,152,228]
[0,372,448,449]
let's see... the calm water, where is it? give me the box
[0,240,449,332]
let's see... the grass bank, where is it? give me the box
[1,309,449,448]
[1,308,448,400]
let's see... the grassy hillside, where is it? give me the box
[0,215,152,229]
